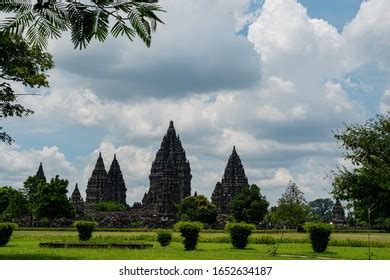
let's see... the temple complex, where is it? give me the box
[142,121,192,216]
[211,146,248,215]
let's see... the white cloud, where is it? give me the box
[380,90,390,114]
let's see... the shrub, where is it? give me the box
[175,221,203,251]
[96,201,127,212]
[73,221,97,241]
[225,222,255,249]
[0,222,17,246]
[305,222,333,253]
[157,231,172,247]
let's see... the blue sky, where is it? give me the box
[2,0,390,206]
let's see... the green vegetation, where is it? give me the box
[73,221,97,241]
[333,114,390,229]
[177,195,217,224]
[175,221,203,251]
[308,198,334,222]
[157,231,172,247]
[229,184,269,225]
[0,230,389,260]
[267,181,310,230]
[95,201,127,212]
[305,222,333,253]
[0,222,16,246]
[226,222,255,249]
[0,1,164,49]
[0,31,53,144]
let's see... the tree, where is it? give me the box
[0,0,164,50]
[0,187,16,214]
[2,190,29,221]
[308,198,334,222]
[0,31,54,144]
[267,181,310,230]
[32,175,75,224]
[332,115,390,227]
[177,195,217,224]
[229,184,269,225]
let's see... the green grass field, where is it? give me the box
[0,230,389,260]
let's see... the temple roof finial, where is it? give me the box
[36,162,46,182]
[169,120,174,128]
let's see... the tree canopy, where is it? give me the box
[229,184,269,225]
[267,181,310,230]
[0,31,54,144]
[332,115,390,226]
[177,195,217,224]
[0,0,164,49]
[308,198,334,223]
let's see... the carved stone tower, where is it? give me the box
[36,162,46,182]
[212,146,248,215]
[142,121,192,216]
[86,152,109,205]
[70,183,84,215]
[107,154,127,205]
[331,199,346,225]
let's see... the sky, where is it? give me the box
[1,0,390,206]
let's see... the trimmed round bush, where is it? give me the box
[157,231,172,247]
[305,222,333,253]
[175,221,203,251]
[73,221,97,241]
[0,223,17,246]
[225,222,255,249]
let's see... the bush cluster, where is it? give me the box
[175,221,203,251]
[73,221,97,241]
[0,222,17,246]
[225,222,255,249]
[304,222,333,252]
[157,231,172,247]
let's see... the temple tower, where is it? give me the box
[142,121,192,215]
[107,154,127,205]
[86,152,109,205]
[331,199,346,225]
[70,183,85,215]
[212,146,248,215]
[36,162,46,182]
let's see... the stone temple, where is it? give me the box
[331,199,346,226]
[85,153,127,206]
[142,120,192,216]
[211,146,248,215]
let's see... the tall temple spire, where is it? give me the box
[86,152,109,204]
[36,162,46,182]
[107,154,127,205]
[212,146,248,215]
[143,121,192,216]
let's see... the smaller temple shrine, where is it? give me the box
[331,199,346,226]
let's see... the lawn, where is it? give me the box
[0,230,389,260]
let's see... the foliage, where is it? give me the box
[157,230,172,247]
[229,184,269,225]
[175,221,203,251]
[0,31,53,144]
[0,0,164,50]
[305,222,333,253]
[332,115,390,226]
[225,222,255,249]
[266,181,310,230]
[0,187,17,214]
[177,195,217,224]
[308,198,334,222]
[73,220,97,241]
[1,189,29,221]
[0,222,17,246]
[24,175,75,223]
[96,201,127,212]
